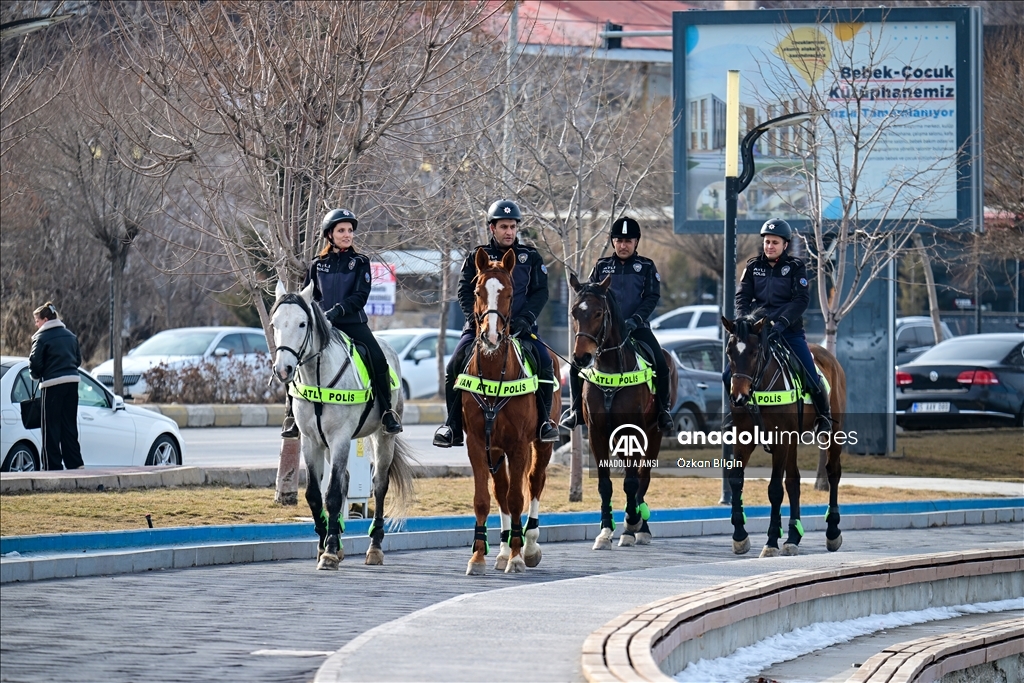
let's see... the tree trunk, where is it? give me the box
[912,234,943,343]
[110,250,127,397]
[437,247,452,400]
[567,243,582,502]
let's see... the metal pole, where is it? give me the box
[720,70,740,505]
[502,2,518,192]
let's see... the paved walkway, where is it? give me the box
[1,524,1020,683]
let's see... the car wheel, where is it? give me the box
[146,435,181,467]
[402,380,411,401]
[674,407,700,434]
[2,441,40,472]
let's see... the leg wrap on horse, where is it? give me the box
[623,475,640,525]
[511,520,523,546]
[474,524,489,554]
[369,517,386,546]
[786,519,805,546]
[598,476,615,529]
[525,516,539,532]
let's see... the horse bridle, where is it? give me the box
[573,289,630,369]
[274,302,319,368]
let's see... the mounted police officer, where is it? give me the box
[433,199,560,447]
[728,217,832,434]
[302,208,402,434]
[560,216,675,433]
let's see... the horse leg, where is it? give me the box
[593,467,615,550]
[618,468,641,547]
[523,443,550,567]
[365,445,390,566]
[467,454,491,576]
[635,467,653,545]
[782,453,803,556]
[730,446,753,554]
[504,444,528,574]
[317,442,350,571]
[492,461,512,571]
[301,441,327,564]
[825,440,843,551]
[760,447,787,558]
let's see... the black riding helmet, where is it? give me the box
[487,199,522,224]
[760,218,792,242]
[611,216,641,240]
[321,208,358,238]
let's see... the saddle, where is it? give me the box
[630,338,657,367]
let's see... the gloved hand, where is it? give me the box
[510,316,532,337]
[325,304,346,323]
[767,321,785,343]
[623,316,640,336]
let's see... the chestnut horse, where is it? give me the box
[722,313,847,557]
[569,273,678,550]
[462,247,560,575]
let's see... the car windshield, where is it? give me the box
[913,337,1020,363]
[130,331,219,356]
[0,364,11,379]
[376,333,416,352]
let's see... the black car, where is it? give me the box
[896,333,1024,428]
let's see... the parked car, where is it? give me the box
[1,356,185,472]
[649,305,721,338]
[656,332,725,433]
[896,333,1024,428]
[895,317,956,365]
[375,328,462,400]
[91,327,269,399]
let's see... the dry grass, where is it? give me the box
[0,467,983,537]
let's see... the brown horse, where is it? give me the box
[722,313,847,557]
[569,273,678,550]
[462,247,560,575]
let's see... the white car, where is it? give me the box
[650,305,721,339]
[91,326,269,399]
[1,356,185,472]
[375,328,462,400]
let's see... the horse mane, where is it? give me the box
[734,307,768,340]
[271,293,340,348]
[577,281,626,333]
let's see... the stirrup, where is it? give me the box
[814,414,833,435]
[280,417,299,439]
[432,424,463,448]
[382,409,403,434]
[559,409,580,430]
[538,420,560,443]
[658,409,674,433]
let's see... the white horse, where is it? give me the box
[270,281,415,570]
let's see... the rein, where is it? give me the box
[573,289,645,415]
[728,325,790,452]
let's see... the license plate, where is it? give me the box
[911,402,950,413]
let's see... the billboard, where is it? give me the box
[672,7,982,234]
[365,263,396,316]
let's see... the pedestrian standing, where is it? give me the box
[29,301,84,470]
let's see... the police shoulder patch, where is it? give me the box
[540,264,547,274]
[799,277,808,287]
[365,272,371,283]
[655,272,661,282]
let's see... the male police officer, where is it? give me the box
[730,217,832,434]
[433,200,560,447]
[560,216,675,433]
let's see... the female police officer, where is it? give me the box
[729,217,831,434]
[303,208,402,434]
[560,216,675,433]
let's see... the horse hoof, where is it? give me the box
[635,532,652,545]
[523,548,541,568]
[759,545,780,558]
[781,543,799,556]
[317,553,340,570]
[365,548,384,565]
[494,553,510,571]
[618,532,636,547]
[826,534,843,552]
[733,538,750,555]
[593,527,613,550]
[505,556,526,574]
[466,560,487,576]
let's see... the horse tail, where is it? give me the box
[383,435,417,518]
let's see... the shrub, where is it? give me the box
[142,353,287,404]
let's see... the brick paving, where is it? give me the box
[1,523,1020,683]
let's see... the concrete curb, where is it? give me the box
[2,502,1021,584]
[133,402,444,428]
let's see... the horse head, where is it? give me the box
[569,273,620,369]
[270,280,332,382]
[473,247,515,354]
[721,313,768,406]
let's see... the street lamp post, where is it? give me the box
[719,70,826,503]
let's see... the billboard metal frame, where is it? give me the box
[671,7,983,235]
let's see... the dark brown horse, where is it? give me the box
[462,247,560,575]
[569,273,678,550]
[722,313,847,557]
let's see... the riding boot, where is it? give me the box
[559,368,583,430]
[808,381,833,435]
[374,371,402,435]
[433,371,464,447]
[536,370,560,443]
[281,394,299,438]
[655,365,674,433]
